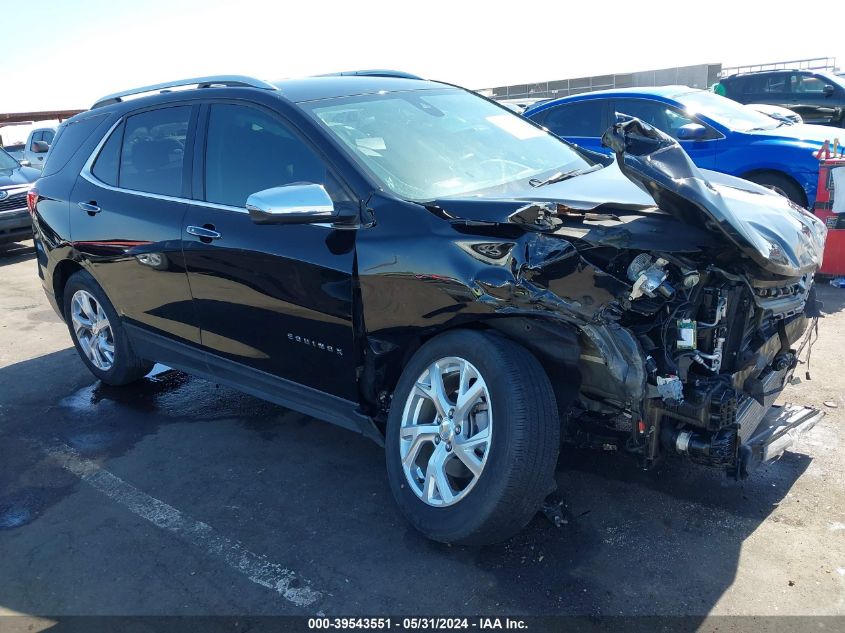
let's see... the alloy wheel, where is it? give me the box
[70,289,115,371]
[399,356,492,507]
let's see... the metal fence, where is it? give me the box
[480,57,840,102]
[719,56,837,78]
[479,63,723,101]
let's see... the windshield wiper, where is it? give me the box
[529,163,603,187]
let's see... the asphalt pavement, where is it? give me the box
[1,240,844,626]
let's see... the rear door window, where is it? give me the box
[541,101,605,137]
[762,74,790,94]
[119,106,191,197]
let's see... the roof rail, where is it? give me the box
[91,75,278,109]
[318,69,423,80]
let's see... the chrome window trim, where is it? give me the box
[79,117,347,223]
[80,116,251,213]
[79,169,250,212]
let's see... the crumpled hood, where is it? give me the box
[433,119,826,278]
[602,118,826,277]
[431,160,655,223]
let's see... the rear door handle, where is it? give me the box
[78,201,101,215]
[186,225,222,241]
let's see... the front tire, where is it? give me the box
[63,269,154,386]
[385,330,559,545]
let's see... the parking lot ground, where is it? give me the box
[1,240,845,622]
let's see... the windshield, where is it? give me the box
[303,89,594,200]
[675,90,779,132]
[0,148,20,170]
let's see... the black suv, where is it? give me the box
[31,73,827,545]
[719,69,845,127]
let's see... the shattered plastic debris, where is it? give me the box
[823,401,838,408]
[829,277,845,288]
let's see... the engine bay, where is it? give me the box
[571,241,819,477]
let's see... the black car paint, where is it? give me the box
[33,83,401,422]
[31,78,825,474]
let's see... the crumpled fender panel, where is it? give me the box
[602,117,826,277]
[469,232,627,324]
[579,323,647,406]
[356,195,638,412]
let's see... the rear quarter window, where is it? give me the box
[91,122,124,186]
[41,114,110,177]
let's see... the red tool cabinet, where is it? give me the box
[813,157,845,276]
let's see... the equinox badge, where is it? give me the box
[287,332,343,356]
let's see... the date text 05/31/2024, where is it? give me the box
[307,618,528,630]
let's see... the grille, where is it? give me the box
[0,192,27,213]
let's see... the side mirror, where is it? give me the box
[823,84,835,97]
[31,140,50,153]
[247,183,337,225]
[18,159,31,167]
[676,123,708,140]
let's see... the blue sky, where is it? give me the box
[1,0,842,117]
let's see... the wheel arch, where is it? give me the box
[51,259,85,321]
[362,315,582,425]
[740,168,808,207]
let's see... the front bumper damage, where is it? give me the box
[664,403,823,477]
[416,116,827,480]
[743,404,823,473]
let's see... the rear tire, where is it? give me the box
[746,172,807,207]
[63,269,154,386]
[385,330,559,545]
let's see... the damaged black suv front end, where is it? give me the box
[425,117,827,478]
[592,118,827,477]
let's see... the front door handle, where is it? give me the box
[186,225,222,241]
[78,201,101,215]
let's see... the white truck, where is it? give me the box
[21,126,57,170]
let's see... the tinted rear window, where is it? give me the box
[541,101,604,137]
[119,107,191,197]
[41,114,109,177]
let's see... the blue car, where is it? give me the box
[523,86,834,207]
